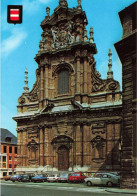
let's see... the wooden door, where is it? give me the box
[58,146,69,171]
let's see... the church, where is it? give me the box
[13,0,137,188]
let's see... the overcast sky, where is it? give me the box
[1,0,136,136]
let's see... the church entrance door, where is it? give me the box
[58,146,69,171]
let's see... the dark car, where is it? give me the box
[21,174,31,182]
[31,174,47,183]
[58,173,70,183]
[68,172,87,183]
[11,174,22,182]
[4,175,12,181]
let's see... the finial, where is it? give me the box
[78,0,81,6]
[83,19,88,42]
[107,49,113,80]
[23,68,29,93]
[46,6,50,17]
[77,0,82,8]
[89,26,94,43]
[59,0,68,7]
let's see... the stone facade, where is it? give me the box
[115,1,137,189]
[13,0,122,175]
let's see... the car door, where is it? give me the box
[101,174,109,185]
[93,174,102,185]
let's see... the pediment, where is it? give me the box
[41,103,55,113]
[71,100,83,109]
[27,139,38,146]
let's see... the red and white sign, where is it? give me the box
[7,5,23,24]
[10,9,19,21]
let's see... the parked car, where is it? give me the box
[31,174,47,183]
[110,172,120,183]
[68,172,87,183]
[4,175,12,181]
[21,174,31,182]
[58,173,70,183]
[47,174,60,182]
[11,174,22,182]
[84,173,119,187]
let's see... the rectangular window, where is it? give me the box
[58,70,69,94]
[3,172,7,176]
[2,156,7,168]
[3,156,6,162]
[9,147,12,153]
[9,164,12,168]
[15,147,17,154]
[9,156,12,161]
[4,146,7,153]
[2,163,7,168]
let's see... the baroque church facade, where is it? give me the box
[13,0,137,188]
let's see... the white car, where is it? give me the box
[47,174,60,182]
[84,173,119,187]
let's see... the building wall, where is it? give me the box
[16,108,122,173]
[0,143,17,178]
[115,1,137,189]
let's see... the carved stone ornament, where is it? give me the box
[91,122,105,134]
[75,50,81,58]
[59,0,68,7]
[91,135,106,148]
[108,82,118,91]
[19,97,25,104]
[51,135,73,150]
[27,139,39,151]
[51,21,74,49]
[82,50,88,58]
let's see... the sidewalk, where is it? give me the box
[106,188,137,195]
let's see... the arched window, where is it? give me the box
[58,69,69,94]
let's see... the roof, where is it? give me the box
[0,128,17,144]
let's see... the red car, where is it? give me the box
[4,175,12,181]
[68,172,87,183]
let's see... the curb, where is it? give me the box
[106,190,137,195]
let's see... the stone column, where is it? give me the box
[40,65,44,108]
[76,125,82,166]
[83,51,88,93]
[83,124,90,166]
[44,126,49,166]
[75,51,81,94]
[45,66,49,99]
[39,127,44,166]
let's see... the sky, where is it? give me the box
[1,0,136,136]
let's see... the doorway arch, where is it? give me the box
[58,145,69,171]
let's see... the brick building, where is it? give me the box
[13,0,136,188]
[0,128,17,178]
[115,1,137,189]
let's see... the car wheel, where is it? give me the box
[107,181,113,187]
[87,181,92,186]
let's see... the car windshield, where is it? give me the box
[35,175,42,177]
[22,175,29,178]
[12,175,17,177]
[60,174,68,177]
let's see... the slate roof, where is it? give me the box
[1,128,17,144]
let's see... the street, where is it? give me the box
[1,181,135,196]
